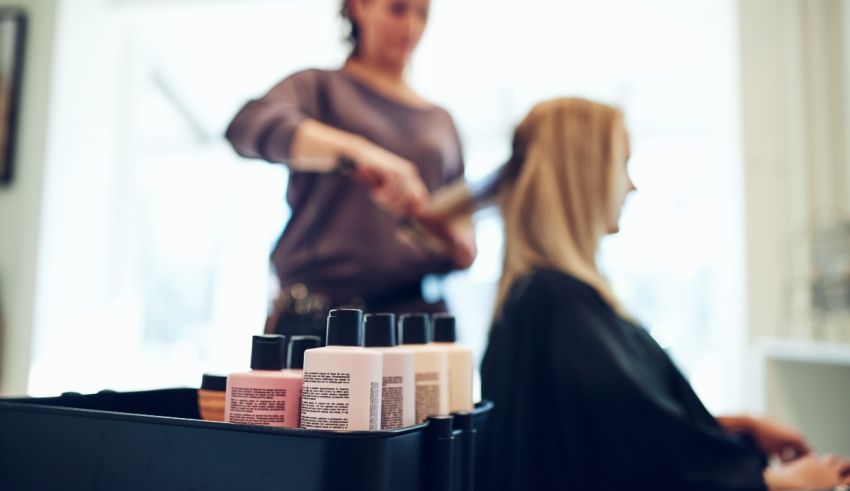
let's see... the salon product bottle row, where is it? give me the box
[217,309,474,431]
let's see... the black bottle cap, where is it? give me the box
[453,411,475,432]
[250,335,286,370]
[399,313,431,345]
[432,314,457,342]
[427,415,455,438]
[326,308,364,346]
[364,313,397,347]
[288,335,321,369]
[200,374,227,391]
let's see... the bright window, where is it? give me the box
[29,0,744,413]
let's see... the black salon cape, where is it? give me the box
[481,268,768,490]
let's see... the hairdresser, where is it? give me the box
[226,0,475,333]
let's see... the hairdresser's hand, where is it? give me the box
[764,453,850,490]
[718,416,811,462]
[415,211,477,269]
[350,140,429,216]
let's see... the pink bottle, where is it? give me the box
[224,334,302,428]
[282,335,322,427]
[364,313,416,429]
[431,314,474,413]
[301,309,383,431]
[399,313,450,423]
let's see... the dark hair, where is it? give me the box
[340,0,361,57]
[474,120,531,204]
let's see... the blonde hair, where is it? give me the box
[496,98,627,313]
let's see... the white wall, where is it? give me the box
[740,0,849,342]
[845,0,850,211]
[0,0,56,396]
[740,0,850,453]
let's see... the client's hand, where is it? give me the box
[749,418,811,462]
[763,453,850,490]
[719,416,810,462]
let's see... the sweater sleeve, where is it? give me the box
[443,112,465,184]
[541,275,768,490]
[225,69,323,164]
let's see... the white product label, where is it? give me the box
[369,382,380,431]
[415,372,440,423]
[301,371,351,430]
[381,376,404,429]
[228,387,287,425]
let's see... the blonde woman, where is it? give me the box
[480,98,850,490]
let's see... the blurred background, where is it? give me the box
[0,0,848,454]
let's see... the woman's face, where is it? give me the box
[353,0,430,66]
[606,129,636,234]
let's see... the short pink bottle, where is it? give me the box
[224,334,302,428]
[301,309,383,431]
[282,335,322,426]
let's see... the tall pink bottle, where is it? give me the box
[224,334,302,428]
[301,309,383,431]
[364,313,416,429]
[431,314,474,413]
[399,313,450,423]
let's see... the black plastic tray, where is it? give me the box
[0,388,492,491]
